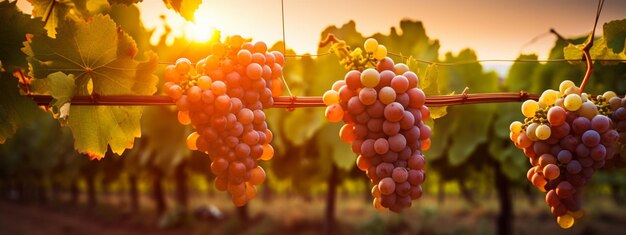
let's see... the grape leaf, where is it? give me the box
[46,72,75,118]
[162,0,201,21]
[283,107,324,146]
[23,14,159,159]
[488,140,524,179]
[434,49,498,165]
[603,19,626,54]
[563,43,584,64]
[504,54,540,92]
[589,37,626,63]
[447,105,495,165]
[141,106,190,173]
[28,0,110,38]
[416,63,448,119]
[28,0,73,38]
[317,123,356,171]
[0,72,45,144]
[0,1,42,70]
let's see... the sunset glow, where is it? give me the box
[186,10,216,42]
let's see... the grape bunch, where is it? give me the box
[162,35,285,206]
[324,38,431,212]
[510,80,620,228]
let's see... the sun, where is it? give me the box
[185,10,216,42]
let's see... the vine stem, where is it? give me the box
[579,47,593,93]
[578,0,604,93]
[28,92,539,108]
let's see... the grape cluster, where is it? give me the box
[324,38,431,212]
[163,35,285,206]
[510,80,620,228]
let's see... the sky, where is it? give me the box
[15,0,626,75]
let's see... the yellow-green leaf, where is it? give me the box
[283,107,324,146]
[317,123,356,171]
[563,43,584,64]
[24,14,159,158]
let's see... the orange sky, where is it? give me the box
[15,0,626,74]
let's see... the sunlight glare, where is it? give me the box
[186,9,215,43]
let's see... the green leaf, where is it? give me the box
[0,1,43,70]
[0,73,45,143]
[162,0,201,21]
[504,54,540,92]
[46,72,75,119]
[488,139,526,180]
[317,123,356,171]
[492,103,523,139]
[28,0,110,38]
[412,62,448,120]
[447,105,495,165]
[24,14,159,158]
[419,63,438,94]
[603,19,626,54]
[28,0,73,38]
[590,36,626,63]
[282,107,324,146]
[563,43,584,64]
[425,113,451,160]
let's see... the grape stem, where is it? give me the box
[578,0,604,93]
[579,44,593,93]
[28,92,541,108]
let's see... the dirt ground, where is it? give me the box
[1,194,626,235]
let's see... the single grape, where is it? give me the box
[535,124,551,140]
[359,87,378,105]
[510,121,523,134]
[391,168,409,183]
[378,178,396,195]
[543,164,560,180]
[578,101,598,119]
[547,106,566,126]
[175,58,192,74]
[186,132,200,150]
[364,38,379,53]
[391,75,409,93]
[522,100,539,118]
[394,63,409,75]
[384,102,404,122]
[557,214,575,229]
[379,87,397,104]
[373,45,387,60]
[590,115,610,133]
[564,94,582,111]
[374,138,390,155]
[559,80,575,94]
[539,89,559,106]
[325,104,344,122]
[323,90,340,105]
[361,69,380,88]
